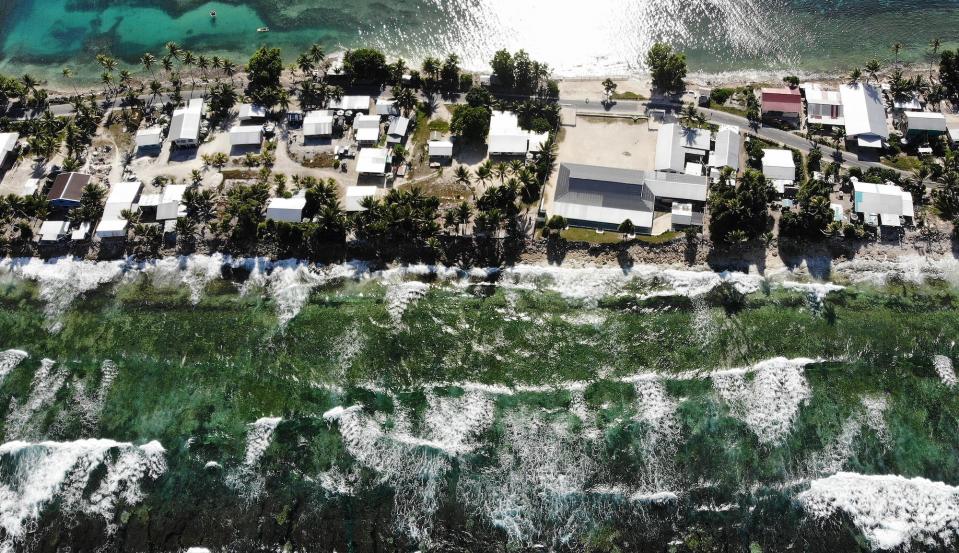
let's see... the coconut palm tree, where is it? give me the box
[140,53,157,79]
[296,53,314,82]
[221,59,238,86]
[864,59,881,84]
[892,42,904,66]
[148,80,163,105]
[165,42,183,65]
[475,161,493,187]
[454,165,472,188]
[848,67,863,85]
[197,55,210,84]
[494,162,509,183]
[391,86,417,116]
[182,51,197,94]
[61,67,78,97]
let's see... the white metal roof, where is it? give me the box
[354,115,380,129]
[266,196,307,222]
[905,111,947,132]
[375,99,397,116]
[488,111,530,155]
[344,186,378,211]
[709,126,740,170]
[135,127,162,147]
[170,98,203,142]
[0,132,18,161]
[656,123,710,172]
[21,178,39,196]
[156,184,187,220]
[303,110,333,136]
[527,132,550,152]
[238,104,266,120]
[428,140,453,157]
[329,95,371,111]
[949,128,959,144]
[71,221,91,240]
[804,85,842,106]
[840,84,888,139]
[356,148,389,174]
[355,127,380,143]
[553,201,654,229]
[95,218,129,238]
[893,96,922,111]
[229,125,263,146]
[101,181,141,222]
[643,171,709,202]
[39,220,68,242]
[853,181,913,217]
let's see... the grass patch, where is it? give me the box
[220,169,258,180]
[301,152,336,169]
[883,155,923,172]
[611,91,646,101]
[560,227,625,244]
[634,230,681,244]
[708,102,748,118]
[428,119,450,133]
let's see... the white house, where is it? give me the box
[329,95,371,112]
[552,163,655,232]
[135,127,163,149]
[840,84,888,148]
[229,125,263,146]
[428,139,453,159]
[0,132,18,165]
[656,123,711,173]
[853,181,914,227]
[356,148,390,175]
[344,186,378,212]
[266,196,307,223]
[96,181,142,238]
[303,110,334,137]
[39,220,69,243]
[708,125,741,172]
[71,221,92,241]
[169,98,203,147]
[156,184,187,221]
[803,85,844,126]
[488,111,530,156]
[762,149,796,193]
[643,171,710,203]
[353,115,381,144]
[238,104,267,121]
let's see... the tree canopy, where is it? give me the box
[707,169,772,243]
[343,48,387,83]
[245,47,283,108]
[645,43,687,94]
[450,105,491,143]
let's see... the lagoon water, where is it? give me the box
[1,0,959,84]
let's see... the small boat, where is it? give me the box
[257,27,270,33]
[209,10,216,17]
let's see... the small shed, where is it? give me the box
[96,181,142,239]
[156,185,187,221]
[229,125,263,146]
[238,104,267,121]
[428,139,453,158]
[169,98,204,147]
[354,115,381,144]
[39,220,69,243]
[904,111,947,138]
[387,116,411,145]
[329,95,371,112]
[71,221,92,241]
[266,196,307,223]
[375,99,397,117]
[356,148,390,175]
[135,127,163,149]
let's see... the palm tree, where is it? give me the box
[391,86,417,116]
[454,165,472,188]
[864,59,881,84]
[148,80,163,105]
[308,43,325,65]
[182,51,197,94]
[831,126,846,150]
[296,53,314,82]
[165,41,183,65]
[221,59,238,86]
[892,42,904,66]
[848,67,863,85]
[494,162,509,183]
[140,53,157,79]
[475,161,493,187]
[197,55,210,84]
[455,201,472,234]
[61,67,78,97]
[161,56,174,78]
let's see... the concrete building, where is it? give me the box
[840,83,888,149]
[169,98,204,147]
[803,85,844,126]
[47,172,91,208]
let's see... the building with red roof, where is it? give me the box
[760,87,802,121]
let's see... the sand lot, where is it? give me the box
[543,115,658,212]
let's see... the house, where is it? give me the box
[156,185,187,221]
[135,127,163,149]
[762,149,796,193]
[387,116,411,145]
[527,131,551,153]
[303,110,334,137]
[893,95,922,111]
[237,104,267,121]
[266,195,307,223]
[551,163,655,233]
[950,127,959,146]
[655,123,711,173]
[71,221,92,241]
[356,148,390,175]
[229,125,263,147]
[840,84,888,149]
[428,138,453,159]
[708,125,741,172]
[38,220,69,243]
[0,132,18,166]
[95,181,142,238]
[803,85,844,126]
[761,87,802,120]
[853,181,914,227]
[47,172,91,207]
[488,111,531,156]
[643,171,710,205]
[904,111,947,140]
[353,115,381,145]
[169,98,203,147]
[344,186,378,211]
[328,95,371,112]
[375,99,398,117]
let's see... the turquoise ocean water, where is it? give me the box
[1,0,959,85]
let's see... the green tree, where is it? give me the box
[245,46,283,108]
[707,168,771,243]
[450,105,491,143]
[490,50,515,90]
[343,48,387,83]
[645,43,687,94]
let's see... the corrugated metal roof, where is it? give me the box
[840,84,888,139]
[553,163,654,228]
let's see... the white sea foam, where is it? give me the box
[225,416,282,501]
[712,357,814,445]
[242,417,282,466]
[0,439,165,546]
[804,395,889,477]
[800,472,959,551]
[0,350,28,386]
[933,356,957,388]
[5,359,69,441]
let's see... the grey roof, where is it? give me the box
[643,171,710,202]
[387,117,411,141]
[553,163,654,227]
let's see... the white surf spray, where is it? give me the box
[800,472,959,551]
[226,417,282,500]
[0,439,166,547]
[804,395,889,477]
[0,350,28,386]
[4,359,69,441]
[933,356,957,388]
[711,357,814,445]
